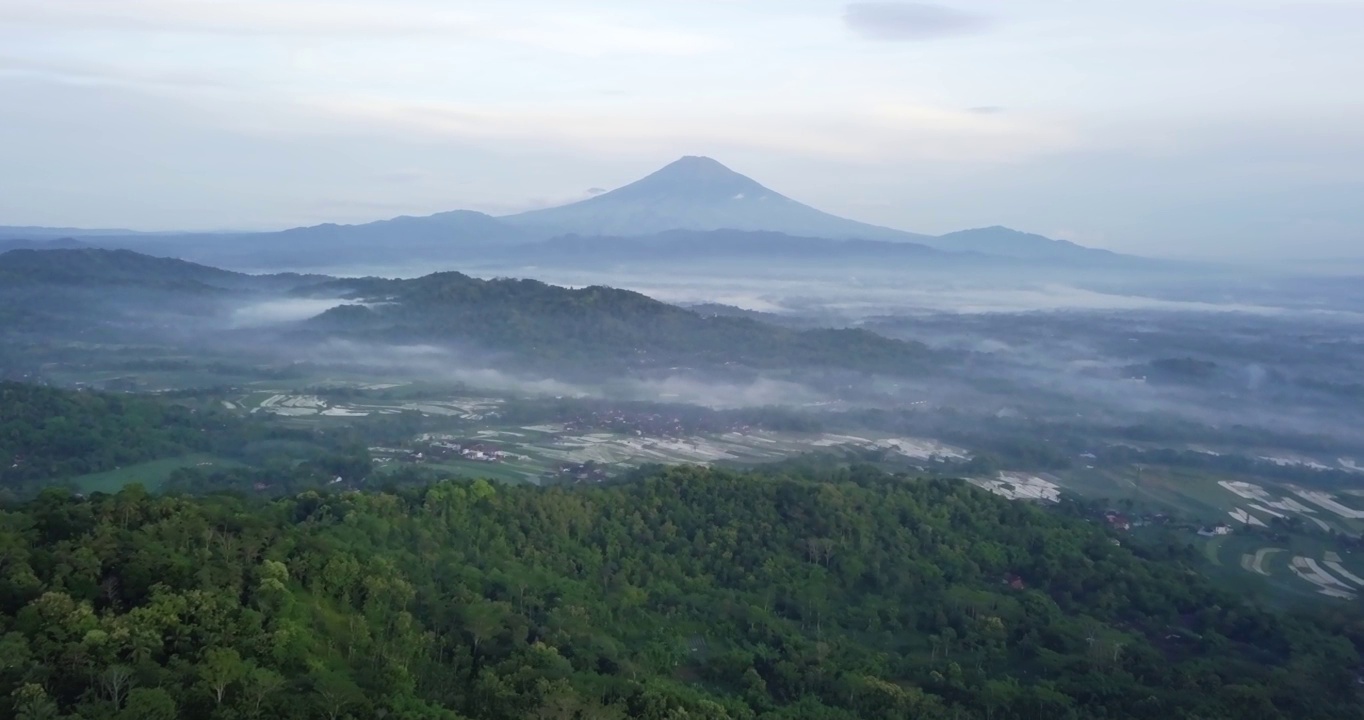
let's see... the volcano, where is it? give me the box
[501,156,930,242]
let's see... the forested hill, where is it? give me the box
[0,249,332,340]
[0,248,329,292]
[306,272,936,376]
[0,383,232,495]
[0,383,382,500]
[0,248,253,292]
[3,466,1360,719]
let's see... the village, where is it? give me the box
[370,434,513,466]
[542,405,768,439]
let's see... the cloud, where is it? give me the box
[967,106,1005,115]
[0,1,719,57]
[1,0,465,36]
[471,192,598,215]
[586,187,608,195]
[843,2,991,42]
[230,298,354,327]
[375,170,429,184]
[296,94,1079,165]
[0,55,238,91]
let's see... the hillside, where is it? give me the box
[263,210,534,260]
[0,247,245,291]
[0,248,332,343]
[0,383,232,496]
[0,248,322,292]
[1,466,1359,719]
[305,271,937,376]
[0,238,89,253]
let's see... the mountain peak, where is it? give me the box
[660,155,731,173]
[619,156,771,200]
[500,156,929,242]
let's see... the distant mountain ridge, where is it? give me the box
[0,247,324,293]
[1,156,1140,269]
[273,209,532,250]
[0,226,146,239]
[0,237,90,253]
[0,246,942,381]
[934,226,1116,259]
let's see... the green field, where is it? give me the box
[421,459,539,484]
[1180,528,1364,604]
[1056,463,1364,604]
[1062,466,1241,518]
[73,454,243,494]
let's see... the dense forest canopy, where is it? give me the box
[2,465,1360,719]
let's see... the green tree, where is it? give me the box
[200,647,246,707]
[243,666,285,718]
[313,670,362,720]
[11,684,59,720]
[118,687,177,720]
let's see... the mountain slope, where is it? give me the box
[0,248,244,294]
[87,211,530,269]
[0,248,320,292]
[502,156,932,242]
[271,209,528,251]
[0,249,331,341]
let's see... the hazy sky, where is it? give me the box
[2,0,1362,257]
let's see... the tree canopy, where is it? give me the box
[1,465,1359,719]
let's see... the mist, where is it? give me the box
[279,262,1362,319]
[230,298,354,328]
[6,241,1363,476]
[290,339,831,410]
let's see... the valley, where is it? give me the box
[22,336,1364,608]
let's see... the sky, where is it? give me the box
[1,0,1362,258]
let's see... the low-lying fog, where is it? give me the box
[231,298,355,328]
[294,340,829,410]
[48,253,1359,460]
[247,260,1364,319]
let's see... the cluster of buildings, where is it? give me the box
[557,407,756,439]
[1103,511,1132,532]
[370,438,510,466]
[546,461,610,485]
